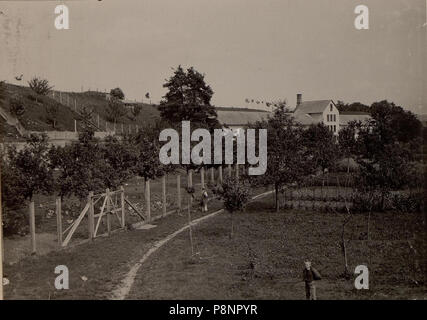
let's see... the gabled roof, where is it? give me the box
[291,113,323,125]
[217,110,270,127]
[294,100,333,114]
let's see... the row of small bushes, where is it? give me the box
[346,191,423,213]
[279,191,424,214]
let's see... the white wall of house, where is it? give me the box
[322,102,340,135]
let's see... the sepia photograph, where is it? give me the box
[0,0,426,307]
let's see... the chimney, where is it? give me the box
[296,93,302,107]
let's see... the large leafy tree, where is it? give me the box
[6,134,54,201]
[159,66,219,128]
[134,124,167,181]
[106,97,127,124]
[49,129,108,200]
[303,123,339,173]
[370,100,422,145]
[102,135,138,188]
[218,177,251,238]
[110,87,125,100]
[250,104,313,211]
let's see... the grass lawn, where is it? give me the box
[126,194,426,300]
[3,195,226,299]
[3,188,425,300]
[3,170,220,264]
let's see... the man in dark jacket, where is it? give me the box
[303,261,321,300]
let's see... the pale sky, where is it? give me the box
[0,0,426,113]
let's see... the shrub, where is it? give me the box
[9,96,26,118]
[2,208,28,236]
[28,77,53,95]
[391,193,424,213]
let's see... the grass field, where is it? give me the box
[126,193,426,300]
[3,192,426,300]
[3,169,226,264]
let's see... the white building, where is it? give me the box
[291,94,340,135]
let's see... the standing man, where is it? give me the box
[302,261,321,300]
[201,188,209,212]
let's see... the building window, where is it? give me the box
[330,104,333,112]
[333,125,336,132]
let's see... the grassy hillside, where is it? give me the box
[0,83,160,134]
[1,83,271,141]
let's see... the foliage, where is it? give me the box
[390,193,424,213]
[350,101,423,211]
[218,176,250,213]
[45,100,60,128]
[77,105,95,129]
[48,128,108,200]
[110,87,125,100]
[159,65,219,128]
[303,123,339,172]
[106,98,127,123]
[0,80,7,106]
[249,104,315,210]
[5,134,54,201]
[370,100,422,145]
[9,95,26,118]
[335,100,370,113]
[134,125,166,181]
[1,152,25,210]
[131,104,142,120]
[28,77,53,96]
[102,135,138,188]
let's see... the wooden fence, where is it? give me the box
[24,166,231,254]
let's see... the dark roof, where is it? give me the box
[217,110,270,126]
[294,100,333,114]
[340,111,370,115]
[340,114,371,125]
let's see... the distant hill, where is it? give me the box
[0,83,273,141]
[0,83,159,134]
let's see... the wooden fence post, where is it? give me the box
[0,171,3,300]
[88,191,94,240]
[219,166,223,183]
[74,119,77,132]
[210,167,215,184]
[56,197,63,246]
[177,174,181,211]
[145,179,151,222]
[29,201,36,254]
[235,163,239,179]
[188,170,193,206]
[228,164,232,177]
[189,170,193,188]
[120,186,125,228]
[106,188,111,235]
[162,175,167,217]
[201,167,205,189]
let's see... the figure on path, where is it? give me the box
[302,261,321,300]
[201,187,209,212]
